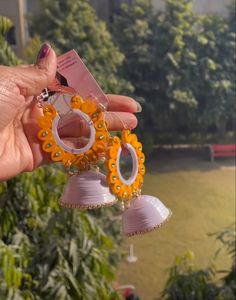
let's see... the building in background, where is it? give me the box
[0,0,232,57]
[92,0,231,21]
[192,0,231,15]
[0,0,28,57]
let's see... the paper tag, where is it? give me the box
[56,50,108,108]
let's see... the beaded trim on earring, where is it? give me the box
[38,95,109,170]
[123,209,172,237]
[106,129,145,202]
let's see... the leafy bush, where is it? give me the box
[161,251,218,300]
[161,224,236,300]
[212,224,236,298]
[0,168,121,300]
[113,0,235,144]
[0,16,21,65]
[29,0,133,94]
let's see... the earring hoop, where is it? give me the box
[38,94,109,170]
[106,129,145,201]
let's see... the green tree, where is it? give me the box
[0,169,121,300]
[148,0,200,141]
[0,16,21,65]
[161,225,236,300]
[161,251,218,300]
[113,0,199,144]
[192,13,235,137]
[113,0,235,144]
[29,0,132,94]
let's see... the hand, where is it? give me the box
[0,44,141,181]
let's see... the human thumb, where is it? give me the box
[12,43,57,97]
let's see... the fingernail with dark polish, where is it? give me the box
[36,43,51,62]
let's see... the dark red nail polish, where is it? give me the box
[36,43,51,62]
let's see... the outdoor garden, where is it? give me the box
[0,0,235,299]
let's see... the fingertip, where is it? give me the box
[37,46,57,84]
[47,48,57,83]
[129,113,138,129]
[106,94,142,113]
[36,43,51,61]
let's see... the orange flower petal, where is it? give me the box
[121,129,131,144]
[92,141,107,154]
[108,173,119,184]
[70,95,84,109]
[138,164,146,175]
[43,105,57,118]
[42,139,55,153]
[94,119,107,131]
[107,146,119,159]
[112,182,124,197]
[129,134,138,147]
[62,152,76,167]
[82,99,97,115]
[38,116,52,129]
[135,142,143,153]
[107,159,117,171]
[37,128,52,141]
[139,152,145,164]
[91,110,102,121]
[96,131,108,142]
[51,147,65,162]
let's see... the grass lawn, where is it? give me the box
[118,152,235,300]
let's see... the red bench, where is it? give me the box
[208,144,236,162]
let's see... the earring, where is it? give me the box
[38,94,109,169]
[38,93,117,209]
[37,89,171,233]
[106,128,171,237]
[106,129,145,203]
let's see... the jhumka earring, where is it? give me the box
[38,92,117,209]
[106,129,171,236]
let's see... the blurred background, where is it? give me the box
[0,0,235,299]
